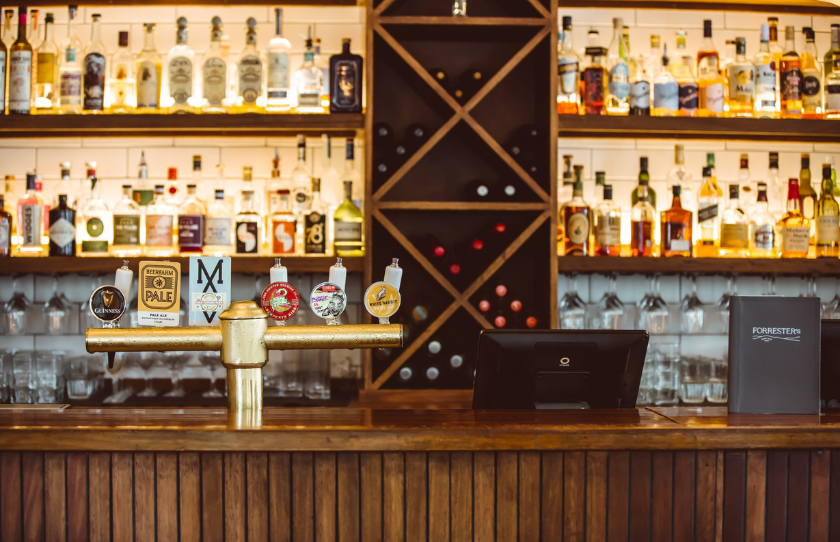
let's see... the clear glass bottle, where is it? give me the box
[668,145,696,236]
[594,184,621,256]
[317,135,340,207]
[826,54,840,119]
[304,178,328,255]
[726,37,754,118]
[48,193,75,257]
[166,17,197,113]
[106,31,135,113]
[34,12,57,112]
[334,180,364,257]
[557,16,580,115]
[313,36,330,109]
[780,25,803,118]
[660,184,692,257]
[341,137,363,209]
[204,189,234,256]
[750,182,776,258]
[76,176,111,256]
[291,135,311,215]
[777,179,810,258]
[697,19,723,117]
[824,24,839,76]
[652,45,679,117]
[629,54,651,116]
[82,13,105,113]
[136,23,162,111]
[696,166,721,257]
[800,154,816,230]
[111,184,142,257]
[237,17,264,113]
[58,6,81,114]
[178,184,205,254]
[816,164,839,258]
[294,28,323,113]
[581,47,607,115]
[767,152,785,218]
[631,184,656,257]
[144,184,177,257]
[16,173,46,256]
[645,34,662,77]
[606,17,630,115]
[201,17,227,113]
[754,24,777,118]
[235,189,261,254]
[801,27,822,119]
[265,8,291,112]
[719,184,749,257]
[562,168,590,256]
[9,7,32,115]
[673,46,698,117]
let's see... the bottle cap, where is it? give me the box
[640,156,648,169]
[760,24,769,42]
[562,15,571,29]
[703,166,712,177]
[802,154,810,168]
[703,19,712,37]
[211,15,221,26]
[118,31,128,47]
[672,185,681,197]
[603,184,613,200]
[729,184,739,198]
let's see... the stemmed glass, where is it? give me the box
[715,275,736,334]
[42,276,70,335]
[680,276,705,334]
[162,352,190,398]
[198,351,223,398]
[639,275,669,334]
[823,279,840,319]
[762,275,776,296]
[588,274,625,330]
[135,352,159,397]
[4,276,31,335]
[559,274,586,329]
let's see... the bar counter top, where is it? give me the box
[1,406,839,451]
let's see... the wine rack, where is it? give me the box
[363,0,556,400]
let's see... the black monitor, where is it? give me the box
[821,320,840,409]
[472,329,649,409]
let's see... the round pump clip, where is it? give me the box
[310,282,347,320]
[261,282,301,321]
[364,281,401,319]
[88,285,127,324]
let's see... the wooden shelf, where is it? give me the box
[375,16,549,25]
[0,256,363,275]
[557,115,840,143]
[557,0,840,14]
[0,113,364,138]
[22,0,357,5]
[558,256,840,276]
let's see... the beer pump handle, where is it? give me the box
[384,258,402,291]
[115,261,133,303]
[270,258,288,283]
[329,258,347,291]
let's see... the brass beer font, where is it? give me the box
[86,300,403,425]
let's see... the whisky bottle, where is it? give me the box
[135,23,162,111]
[563,168,590,256]
[631,157,656,208]
[668,145,696,232]
[661,185,692,257]
[582,47,607,115]
[58,6,81,114]
[235,189,261,255]
[777,179,810,258]
[201,17,227,113]
[34,12,56,112]
[726,37,754,118]
[178,184,205,254]
[16,173,46,256]
[801,28,822,119]
[816,164,839,258]
[799,154,816,231]
[754,24,777,118]
[606,17,630,115]
[334,180,364,256]
[265,9,291,112]
[697,20,724,117]
[593,171,605,207]
[269,187,296,256]
[594,184,621,256]
[9,7,32,115]
[780,26,803,118]
[203,189,234,256]
[166,17,196,113]
[696,166,720,257]
[826,54,840,119]
[111,184,141,257]
[82,13,105,113]
[719,184,749,258]
[750,183,776,258]
[294,28,323,113]
[557,16,580,115]
[48,194,75,256]
[0,195,11,256]
[106,31,135,113]
[631,184,656,257]
[291,135,311,214]
[304,179,328,255]
[144,185,177,257]
[329,38,363,113]
[76,177,111,256]
[652,45,679,117]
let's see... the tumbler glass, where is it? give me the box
[279,350,304,397]
[680,356,710,404]
[35,350,65,403]
[304,350,331,400]
[653,343,680,406]
[65,356,96,400]
[12,350,35,404]
[707,357,728,403]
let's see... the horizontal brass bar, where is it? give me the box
[86,327,223,353]
[264,324,403,350]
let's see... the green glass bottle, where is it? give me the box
[333,180,364,256]
[631,156,656,208]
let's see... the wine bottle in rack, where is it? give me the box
[465,179,490,201]
[373,161,391,184]
[449,353,464,370]
[372,122,393,145]
[428,67,448,89]
[426,339,442,358]
[477,287,492,313]
[425,365,441,383]
[454,69,483,103]
[404,123,429,152]
[393,143,408,165]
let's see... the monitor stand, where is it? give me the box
[534,402,590,410]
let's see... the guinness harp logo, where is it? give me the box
[89,286,126,323]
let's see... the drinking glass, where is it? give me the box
[715,275,736,334]
[304,350,331,400]
[824,280,840,319]
[0,350,12,403]
[588,275,626,330]
[42,276,71,335]
[707,357,728,403]
[79,276,103,332]
[279,350,304,397]
[65,355,97,400]
[12,350,35,404]
[198,351,223,398]
[559,275,586,330]
[636,348,656,406]
[640,275,669,334]
[35,350,65,403]
[4,277,31,335]
[104,352,132,404]
[162,352,190,397]
[680,356,710,404]
[653,343,680,406]
[135,353,159,397]
[762,275,776,296]
[680,276,705,334]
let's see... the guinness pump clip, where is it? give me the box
[87,261,132,368]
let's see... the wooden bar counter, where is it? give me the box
[1,406,839,541]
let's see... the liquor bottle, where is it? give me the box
[562,168,590,256]
[264,9,291,112]
[826,54,840,119]
[673,47,698,117]
[76,177,110,256]
[9,7,32,115]
[334,180,363,256]
[204,189,234,256]
[237,17,264,113]
[754,24,777,118]
[329,38,363,113]
[130,152,153,208]
[594,184,621,256]
[780,26,803,119]
[293,33,322,113]
[16,173,45,256]
[0,195,11,256]
[631,157,656,208]
[801,28,822,120]
[696,166,720,258]
[750,183,776,258]
[111,184,141,257]
[106,31,135,113]
[606,17,630,115]
[719,184,749,257]
[200,17,227,113]
[269,187,296,255]
[768,18,785,98]
[660,184,692,257]
[726,37,754,118]
[825,24,839,76]
[57,6,81,114]
[777,179,810,258]
[582,47,607,115]
[668,145,695,231]
[557,16,580,115]
[800,154,816,229]
[178,184,205,254]
[47,194,75,256]
[697,20,723,117]
[628,56,650,115]
[166,17,196,113]
[0,15,5,115]
[290,136,312,217]
[763,152,783,219]
[304,178,328,255]
[313,37,330,108]
[81,13,105,113]
[136,23,162,111]
[145,185,176,256]
[342,138,363,209]
[2,10,11,50]
[593,170,605,207]
[734,154,754,217]
[652,45,679,117]
[816,165,839,258]
[235,188,261,255]
[165,167,182,206]
[34,12,56,111]
[631,183,656,257]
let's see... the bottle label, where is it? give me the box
[65,47,76,63]
[678,82,699,112]
[298,91,320,107]
[81,240,108,252]
[271,219,296,254]
[332,61,358,108]
[721,223,749,249]
[802,196,815,219]
[802,74,821,107]
[334,220,362,242]
[629,80,650,109]
[178,215,204,249]
[304,211,326,254]
[266,52,289,98]
[698,204,719,223]
[113,214,140,245]
[235,221,259,253]
[653,81,679,110]
[205,217,232,246]
[702,82,724,113]
[595,215,621,247]
[566,212,589,245]
[168,56,193,105]
[817,215,840,243]
[0,51,5,106]
[9,50,32,110]
[827,85,840,111]
[202,58,226,105]
[0,223,9,249]
[37,52,55,84]
[755,61,776,99]
[583,68,604,109]
[238,54,262,104]
[663,222,690,252]
[753,224,775,250]
[83,53,105,110]
[728,67,755,104]
[781,65,803,102]
[136,61,159,108]
[146,214,174,246]
[48,217,75,249]
[60,73,82,105]
[132,188,154,207]
[608,62,630,100]
[85,217,106,241]
[558,61,578,95]
[780,226,810,253]
[631,220,654,252]
[21,204,42,247]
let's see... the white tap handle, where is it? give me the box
[384,258,402,291]
[329,258,347,291]
[270,258,288,283]
[114,261,133,302]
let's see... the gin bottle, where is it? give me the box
[58,5,81,114]
[606,17,630,115]
[265,8,291,112]
[801,28,822,119]
[304,179,328,255]
[48,194,75,257]
[204,189,234,256]
[178,184,205,253]
[76,176,111,256]
[201,17,227,113]
[750,183,776,258]
[144,185,177,257]
[111,184,142,257]
[652,45,679,117]
[334,181,363,256]
[291,135,311,214]
[237,17,263,113]
[16,173,46,256]
[107,31,135,113]
[135,23,162,111]
[82,13,105,112]
[294,28,323,113]
[166,17,196,113]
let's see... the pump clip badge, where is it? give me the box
[310,282,347,320]
[88,286,127,323]
[138,261,181,326]
[364,281,401,319]
[261,282,300,321]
